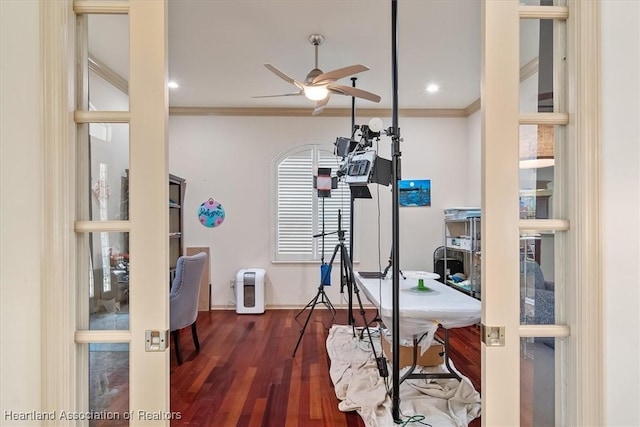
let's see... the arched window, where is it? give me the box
[274,143,351,262]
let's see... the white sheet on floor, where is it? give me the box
[327,325,481,427]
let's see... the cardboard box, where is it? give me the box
[446,236,472,251]
[381,333,444,369]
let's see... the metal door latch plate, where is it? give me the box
[481,324,505,346]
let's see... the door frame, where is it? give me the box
[40,0,603,425]
[481,0,602,425]
[41,0,171,423]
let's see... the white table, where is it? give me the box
[355,271,481,339]
[354,271,481,381]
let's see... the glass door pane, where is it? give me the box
[87,14,129,111]
[75,2,170,421]
[520,337,556,427]
[89,343,129,426]
[518,8,568,427]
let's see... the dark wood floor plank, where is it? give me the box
[170,309,482,426]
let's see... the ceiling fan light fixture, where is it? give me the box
[256,33,380,114]
[304,85,329,101]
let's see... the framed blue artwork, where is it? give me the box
[398,179,431,207]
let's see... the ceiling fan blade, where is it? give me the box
[312,64,370,85]
[264,64,296,84]
[312,96,331,116]
[328,84,381,103]
[252,91,303,98]
[264,64,305,90]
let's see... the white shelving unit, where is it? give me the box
[169,174,185,279]
[443,211,481,299]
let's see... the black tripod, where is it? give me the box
[292,210,343,358]
[293,263,337,322]
[294,196,337,319]
[293,210,384,370]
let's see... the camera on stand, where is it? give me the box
[334,121,392,199]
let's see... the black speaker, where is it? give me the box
[434,258,464,283]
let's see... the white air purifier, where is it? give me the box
[236,268,266,314]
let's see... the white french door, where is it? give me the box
[482,0,601,426]
[71,0,171,423]
[39,0,602,425]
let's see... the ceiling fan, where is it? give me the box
[254,34,381,115]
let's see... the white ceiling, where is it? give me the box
[90,0,482,112]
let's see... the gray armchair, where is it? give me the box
[520,258,555,347]
[170,252,207,365]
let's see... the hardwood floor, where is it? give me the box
[170,309,481,426]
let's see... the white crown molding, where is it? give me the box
[167,53,547,120]
[168,106,469,118]
[41,0,77,424]
[520,56,539,82]
[464,98,481,116]
[88,54,128,94]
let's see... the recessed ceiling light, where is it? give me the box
[168,81,179,89]
[426,84,439,93]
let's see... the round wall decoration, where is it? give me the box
[198,198,225,228]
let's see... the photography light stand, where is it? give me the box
[381,248,406,280]
[292,168,340,358]
[346,76,357,327]
[294,196,336,322]
[292,209,385,376]
[292,209,342,358]
[389,0,402,421]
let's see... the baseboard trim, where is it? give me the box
[209,303,376,311]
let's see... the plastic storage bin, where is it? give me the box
[236,268,266,314]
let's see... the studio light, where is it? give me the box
[369,117,385,133]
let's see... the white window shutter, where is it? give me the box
[317,149,350,260]
[275,145,351,261]
[277,151,314,259]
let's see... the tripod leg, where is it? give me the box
[341,246,355,326]
[292,290,320,357]
[351,281,386,376]
[341,249,384,370]
[319,288,337,323]
[294,298,315,320]
[339,244,358,334]
[318,285,337,319]
[295,243,340,322]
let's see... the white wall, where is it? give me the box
[169,115,471,308]
[467,110,481,205]
[0,0,42,419]
[601,1,640,425]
